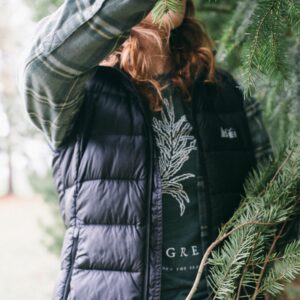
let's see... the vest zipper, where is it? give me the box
[189,81,213,241]
[190,86,213,296]
[143,123,154,300]
[62,227,79,300]
[154,147,163,300]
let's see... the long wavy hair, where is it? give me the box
[100,0,216,112]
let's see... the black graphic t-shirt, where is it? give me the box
[151,74,208,300]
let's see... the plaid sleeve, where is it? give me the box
[17,0,157,152]
[243,95,274,164]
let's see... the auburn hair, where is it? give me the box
[100,0,216,112]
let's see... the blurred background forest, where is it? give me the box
[0,0,299,299]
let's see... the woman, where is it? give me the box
[18,0,273,299]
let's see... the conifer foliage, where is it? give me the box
[229,0,300,94]
[151,0,184,28]
[185,143,300,299]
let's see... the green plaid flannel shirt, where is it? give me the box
[17,0,273,164]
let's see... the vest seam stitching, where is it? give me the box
[195,110,246,114]
[73,267,141,273]
[204,149,254,153]
[76,223,144,226]
[89,134,144,137]
[64,178,145,190]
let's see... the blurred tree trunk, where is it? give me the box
[0,2,35,196]
[7,135,13,195]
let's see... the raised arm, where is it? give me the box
[17,0,157,152]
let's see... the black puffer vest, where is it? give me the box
[51,66,256,300]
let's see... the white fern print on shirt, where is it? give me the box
[152,96,197,217]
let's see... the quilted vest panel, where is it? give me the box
[190,69,256,242]
[51,66,157,300]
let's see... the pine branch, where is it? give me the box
[259,240,300,296]
[216,0,257,63]
[236,233,266,299]
[209,229,259,300]
[252,221,288,299]
[200,4,233,14]
[185,220,283,300]
[286,0,300,34]
[186,142,300,299]
[151,0,183,28]
[241,0,294,94]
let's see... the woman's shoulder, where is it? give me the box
[197,67,245,111]
[83,65,137,99]
[88,65,126,84]
[195,67,242,93]
[212,68,245,103]
[214,67,241,89]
